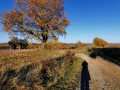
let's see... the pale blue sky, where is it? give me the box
[0,0,120,43]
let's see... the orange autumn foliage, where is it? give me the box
[0,0,70,43]
[74,41,87,48]
[93,37,109,47]
[44,41,68,50]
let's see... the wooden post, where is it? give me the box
[19,45,20,52]
[9,45,12,54]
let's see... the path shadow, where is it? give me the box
[89,49,97,59]
[81,60,91,90]
[90,48,120,65]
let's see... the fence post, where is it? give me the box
[9,45,12,54]
[19,45,20,52]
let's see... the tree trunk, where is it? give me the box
[41,27,48,49]
[14,44,16,49]
[41,27,48,43]
[42,34,48,43]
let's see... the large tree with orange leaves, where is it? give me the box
[0,0,70,43]
[93,37,109,47]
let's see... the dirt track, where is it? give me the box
[76,54,120,90]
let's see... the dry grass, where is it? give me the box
[70,48,89,54]
[0,49,63,72]
[0,49,83,90]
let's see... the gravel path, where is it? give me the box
[76,54,120,90]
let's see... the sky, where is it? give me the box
[0,0,120,43]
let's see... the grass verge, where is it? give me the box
[48,57,83,90]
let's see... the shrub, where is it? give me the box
[74,41,87,48]
[93,37,109,47]
[43,42,69,50]
[8,37,28,49]
[28,43,41,49]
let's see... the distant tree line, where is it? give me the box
[8,37,28,49]
[7,37,109,49]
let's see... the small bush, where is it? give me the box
[74,41,87,48]
[43,42,70,50]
